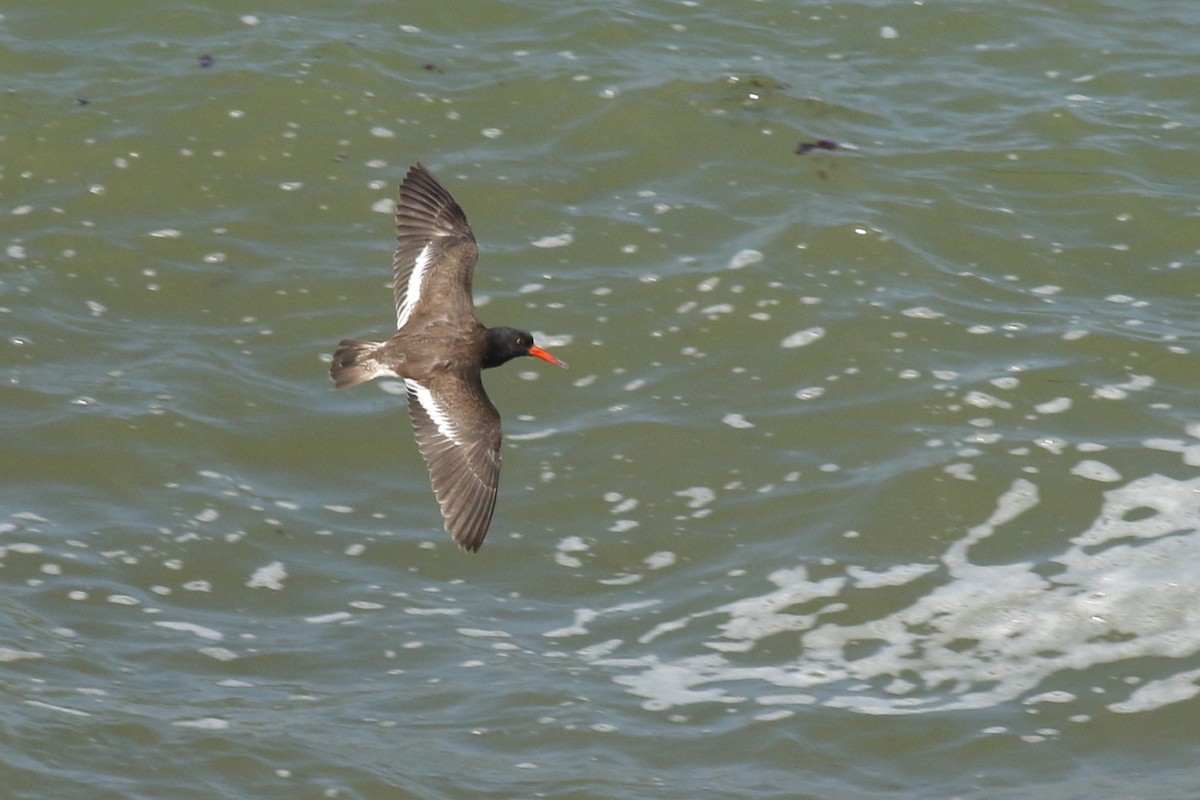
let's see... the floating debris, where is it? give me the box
[795,138,839,155]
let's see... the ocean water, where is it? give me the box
[3,2,1200,798]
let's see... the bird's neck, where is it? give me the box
[481,327,515,369]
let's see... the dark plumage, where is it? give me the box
[330,164,567,552]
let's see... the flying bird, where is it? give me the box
[330,163,567,552]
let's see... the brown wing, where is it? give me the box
[393,164,481,330]
[404,371,502,552]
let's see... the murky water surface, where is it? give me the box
[3,2,1200,798]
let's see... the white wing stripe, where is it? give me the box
[396,242,434,329]
[405,379,462,446]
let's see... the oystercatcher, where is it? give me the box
[330,164,567,552]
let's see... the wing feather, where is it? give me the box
[393,164,480,330]
[405,372,501,552]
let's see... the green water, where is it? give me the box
[3,2,1200,798]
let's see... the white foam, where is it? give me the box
[544,608,599,638]
[943,462,976,481]
[404,607,464,617]
[780,327,825,349]
[584,472,1200,716]
[555,552,583,568]
[531,233,573,248]
[728,249,763,269]
[964,391,1011,409]
[1108,666,1200,713]
[847,563,938,589]
[1070,459,1122,482]
[610,497,638,514]
[246,561,287,590]
[199,647,239,662]
[674,487,715,509]
[1093,374,1154,400]
[154,621,223,641]
[558,536,590,553]
[25,700,88,717]
[1143,427,1200,466]
[644,551,677,570]
[173,717,230,730]
[599,574,642,586]
[456,628,511,639]
[1035,397,1072,414]
[508,428,558,441]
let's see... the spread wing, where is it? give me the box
[404,371,502,552]
[393,164,481,331]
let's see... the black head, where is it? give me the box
[482,326,568,370]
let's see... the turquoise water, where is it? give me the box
[3,2,1200,797]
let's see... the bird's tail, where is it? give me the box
[330,339,390,389]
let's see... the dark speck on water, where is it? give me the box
[795,138,839,155]
[198,54,214,69]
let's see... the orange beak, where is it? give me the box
[529,345,568,369]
